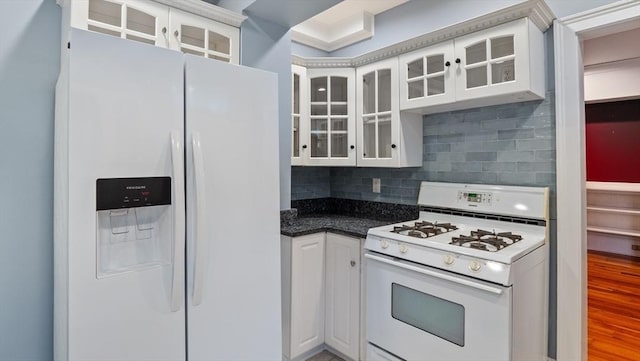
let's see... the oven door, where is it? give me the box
[365,252,512,361]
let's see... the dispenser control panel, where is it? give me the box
[96,177,171,210]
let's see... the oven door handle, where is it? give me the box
[364,253,504,295]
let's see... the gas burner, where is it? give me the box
[450,229,522,252]
[391,221,458,239]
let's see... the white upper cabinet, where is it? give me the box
[399,40,456,110]
[399,18,545,113]
[61,0,242,64]
[357,58,422,168]
[169,8,238,63]
[303,68,356,167]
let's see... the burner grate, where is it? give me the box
[390,221,458,239]
[451,229,522,252]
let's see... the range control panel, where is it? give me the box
[96,177,171,211]
[458,191,492,205]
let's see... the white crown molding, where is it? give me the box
[153,0,246,27]
[292,12,375,52]
[293,0,555,68]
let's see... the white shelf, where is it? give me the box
[586,206,640,215]
[587,227,640,238]
[586,181,640,193]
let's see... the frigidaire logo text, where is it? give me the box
[126,186,146,190]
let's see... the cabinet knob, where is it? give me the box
[455,58,461,64]
[174,30,180,38]
[302,144,307,149]
[391,144,397,149]
[350,145,355,149]
[350,260,356,267]
[445,61,451,67]
[162,27,167,35]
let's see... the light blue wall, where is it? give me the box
[240,15,293,210]
[0,1,60,360]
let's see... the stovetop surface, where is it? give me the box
[367,211,546,264]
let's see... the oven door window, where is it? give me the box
[391,283,464,346]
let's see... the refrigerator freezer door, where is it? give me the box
[185,55,282,360]
[58,29,186,360]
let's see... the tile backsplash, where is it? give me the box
[292,91,555,207]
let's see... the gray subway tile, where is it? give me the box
[496,103,534,119]
[497,151,535,162]
[517,161,556,172]
[534,126,555,139]
[482,162,516,172]
[536,172,556,185]
[497,172,537,185]
[451,140,516,152]
[516,138,554,151]
[437,133,465,143]
[482,118,517,130]
[452,162,482,172]
[424,143,452,153]
[465,152,498,161]
[535,150,556,161]
[498,128,535,140]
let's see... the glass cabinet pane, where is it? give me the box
[89,0,122,27]
[181,25,205,48]
[363,72,375,114]
[311,104,327,116]
[466,66,487,88]
[331,134,348,157]
[181,47,204,57]
[331,104,347,116]
[311,77,328,102]
[491,36,514,59]
[332,118,347,131]
[126,7,155,36]
[311,134,328,157]
[408,80,424,99]
[492,60,515,84]
[466,41,486,65]
[331,77,348,102]
[311,118,327,131]
[407,59,423,79]
[208,31,230,54]
[378,69,391,112]
[362,115,376,159]
[293,116,300,157]
[378,114,392,158]
[293,74,300,114]
[427,76,445,96]
[426,55,444,74]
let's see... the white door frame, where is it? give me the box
[554,1,640,360]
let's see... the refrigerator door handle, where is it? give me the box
[191,132,206,306]
[170,131,185,312]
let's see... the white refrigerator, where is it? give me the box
[54,29,282,361]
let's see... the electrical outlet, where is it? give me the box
[372,178,381,193]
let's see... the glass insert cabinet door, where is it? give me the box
[399,40,456,109]
[453,18,529,101]
[361,69,393,160]
[169,8,239,64]
[305,68,356,166]
[73,0,170,47]
[291,65,307,166]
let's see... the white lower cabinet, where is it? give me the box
[324,233,361,360]
[282,232,362,361]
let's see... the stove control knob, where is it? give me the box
[399,244,408,254]
[443,254,455,265]
[380,240,389,249]
[469,260,482,272]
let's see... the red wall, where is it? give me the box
[585,100,640,182]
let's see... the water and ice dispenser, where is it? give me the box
[96,177,173,278]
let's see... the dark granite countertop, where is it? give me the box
[280,198,419,239]
[280,214,394,239]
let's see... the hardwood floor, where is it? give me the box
[588,251,640,361]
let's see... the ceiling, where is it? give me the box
[291,0,408,52]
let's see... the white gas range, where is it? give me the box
[365,182,549,361]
